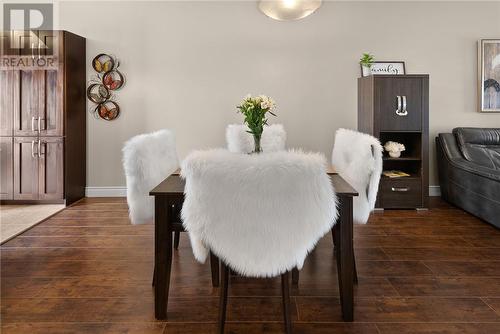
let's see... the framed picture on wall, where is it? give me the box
[361,61,406,77]
[478,39,500,113]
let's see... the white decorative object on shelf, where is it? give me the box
[384,141,405,158]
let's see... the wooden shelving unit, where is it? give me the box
[358,75,429,209]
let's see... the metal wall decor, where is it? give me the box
[87,53,124,120]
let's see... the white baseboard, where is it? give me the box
[85,187,127,197]
[429,185,441,197]
[85,186,442,197]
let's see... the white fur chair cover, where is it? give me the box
[181,149,338,278]
[122,130,179,225]
[331,128,383,224]
[226,124,286,153]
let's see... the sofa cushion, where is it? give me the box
[453,128,500,170]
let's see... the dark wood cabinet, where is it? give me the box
[15,70,42,136]
[13,70,62,137]
[358,75,429,209]
[39,70,63,136]
[38,137,64,200]
[377,77,423,131]
[13,137,39,200]
[0,30,85,205]
[0,137,13,199]
[0,70,14,136]
[12,137,64,201]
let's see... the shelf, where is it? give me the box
[383,157,421,161]
[381,174,420,181]
[380,130,423,133]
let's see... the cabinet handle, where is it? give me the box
[31,116,36,132]
[395,96,401,114]
[38,140,42,157]
[31,140,37,158]
[38,117,42,134]
[396,96,409,116]
[391,187,409,192]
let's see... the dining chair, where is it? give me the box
[226,123,286,153]
[122,129,179,225]
[123,130,220,288]
[180,149,338,334]
[331,128,383,282]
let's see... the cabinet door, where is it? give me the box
[14,70,43,136]
[13,137,39,200]
[39,70,63,136]
[0,137,13,199]
[0,70,16,136]
[377,77,423,131]
[38,137,64,200]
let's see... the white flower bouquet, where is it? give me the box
[384,141,405,158]
[237,94,277,153]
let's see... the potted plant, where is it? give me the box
[360,53,374,77]
[237,94,276,153]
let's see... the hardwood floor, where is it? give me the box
[1,198,499,333]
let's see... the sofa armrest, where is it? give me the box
[438,133,500,182]
[438,133,464,160]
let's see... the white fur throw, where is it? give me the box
[331,128,383,224]
[181,149,338,278]
[226,124,286,154]
[122,130,179,225]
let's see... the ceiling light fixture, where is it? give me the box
[258,0,322,21]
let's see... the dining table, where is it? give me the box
[150,168,358,321]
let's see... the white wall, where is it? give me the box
[57,1,500,191]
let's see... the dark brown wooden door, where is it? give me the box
[0,70,16,136]
[13,137,39,200]
[14,70,43,136]
[38,137,64,200]
[0,137,13,199]
[377,77,423,131]
[39,70,63,136]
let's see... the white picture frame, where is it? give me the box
[478,39,500,113]
[361,61,406,77]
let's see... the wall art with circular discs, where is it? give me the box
[86,54,125,121]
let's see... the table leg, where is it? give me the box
[291,267,299,286]
[155,195,172,320]
[210,251,220,287]
[337,195,354,322]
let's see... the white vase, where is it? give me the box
[362,65,371,77]
[389,151,401,158]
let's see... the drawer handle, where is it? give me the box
[391,187,409,192]
[396,95,408,116]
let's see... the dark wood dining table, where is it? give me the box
[150,168,358,322]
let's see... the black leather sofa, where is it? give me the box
[436,128,500,227]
